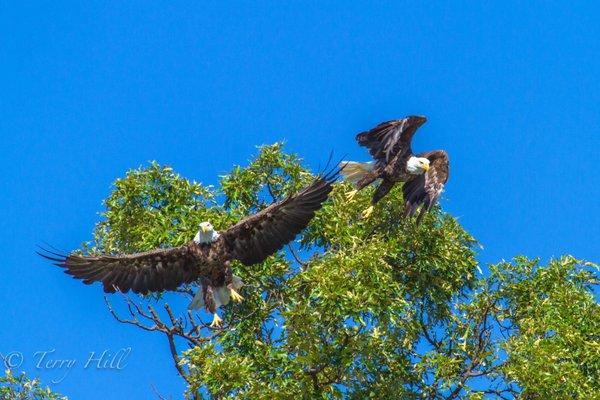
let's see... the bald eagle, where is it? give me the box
[39,171,337,327]
[341,116,449,221]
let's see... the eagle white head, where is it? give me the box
[406,157,430,175]
[194,221,220,244]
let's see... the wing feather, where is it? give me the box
[38,244,200,295]
[355,116,427,168]
[221,171,338,265]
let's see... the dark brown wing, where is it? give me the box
[402,150,449,223]
[355,116,427,168]
[38,244,200,294]
[220,171,337,265]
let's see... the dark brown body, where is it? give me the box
[192,240,230,280]
[355,153,414,205]
[190,240,236,313]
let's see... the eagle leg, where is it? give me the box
[202,282,223,327]
[224,265,244,303]
[347,170,380,201]
[356,171,379,189]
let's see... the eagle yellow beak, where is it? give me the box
[423,164,430,172]
[201,225,208,233]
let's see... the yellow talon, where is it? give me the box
[345,189,359,201]
[230,288,244,302]
[210,313,223,328]
[362,205,375,219]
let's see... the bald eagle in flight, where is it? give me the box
[39,172,337,327]
[341,116,449,221]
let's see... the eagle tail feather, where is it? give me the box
[188,275,244,311]
[189,288,205,310]
[339,161,374,185]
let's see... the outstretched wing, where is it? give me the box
[356,116,426,168]
[220,171,338,265]
[38,244,200,294]
[402,150,449,223]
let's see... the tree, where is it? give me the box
[90,143,598,399]
[0,370,66,400]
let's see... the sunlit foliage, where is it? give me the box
[0,370,66,400]
[90,143,599,399]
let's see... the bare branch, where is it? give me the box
[445,300,497,400]
[104,295,159,332]
[165,331,190,384]
[288,244,308,268]
[104,293,217,399]
[150,384,172,400]
[419,302,441,351]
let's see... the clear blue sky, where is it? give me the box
[1,2,598,398]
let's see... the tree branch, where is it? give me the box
[288,244,308,269]
[104,293,220,399]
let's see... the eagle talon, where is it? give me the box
[362,206,375,219]
[345,189,359,201]
[210,313,223,328]
[229,288,244,302]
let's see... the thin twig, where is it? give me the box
[288,244,308,268]
[150,384,171,400]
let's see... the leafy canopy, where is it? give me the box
[0,370,66,400]
[88,143,598,399]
